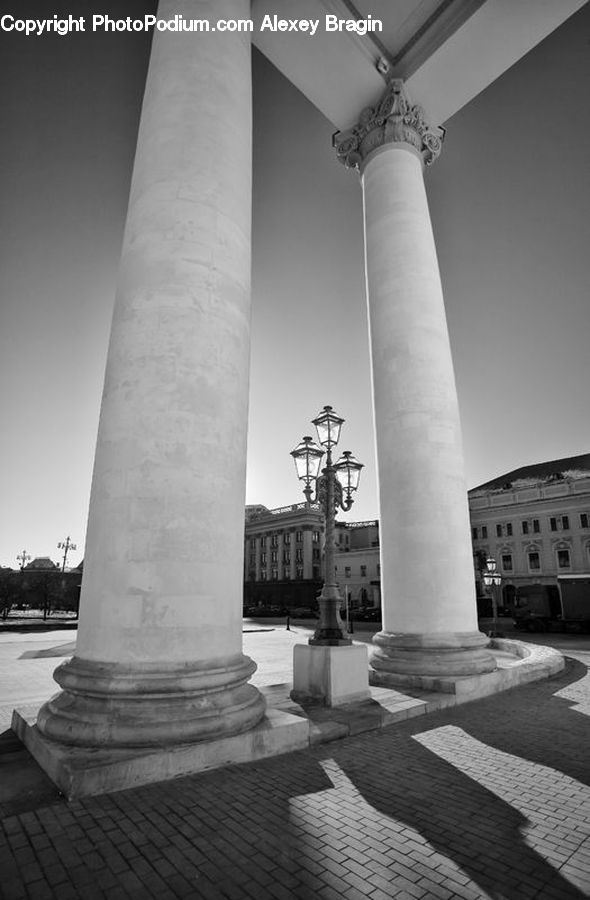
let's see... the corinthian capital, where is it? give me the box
[333,79,444,170]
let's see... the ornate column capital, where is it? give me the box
[333,79,444,170]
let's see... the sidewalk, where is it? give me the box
[1,627,589,899]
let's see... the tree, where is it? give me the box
[0,569,21,619]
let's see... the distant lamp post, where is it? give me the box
[482,556,503,638]
[57,536,77,573]
[17,550,31,572]
[291,405,363,645]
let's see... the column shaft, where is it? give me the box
[334,80,494,677]
[37,0,265,746]
[362,145,493,675]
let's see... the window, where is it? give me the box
[312,531,320,543]
[528,552,540,571]
[496,524,502,537]
[249,538,256,549]
[345,567,351,578]
[270,535,278,548]
[360,565,367,578]
[283,569,290,580]
[295,549,303,562]
[533,519,540,533]
[506,523,513,537]
[260,552,266,565]
[377,564,381,576]
[249,554,255,566]
[312,548,320,561]
[283,551,290,565]
[557,549,570,569]
[271,568,278,580]
[296,566,303,579]
[501,554,513,572]
[481,526,488,539]
[296,531,303,543]
[521,521,529,535]
[472,527,478,540]
[312,566,320,580]
[283,532,291,545]
[271,550,277,564]
[260,571,267,581]
[581,513,589,529]
[550,515,571,532]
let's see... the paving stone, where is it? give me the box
[1,640,590,900]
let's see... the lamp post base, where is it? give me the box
[311,585,352,645]
[291,643,370,707]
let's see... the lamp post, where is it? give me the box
[17,550,31,572]
[57,537,77,573]
[291,405,363,645]
[482,556,502,638]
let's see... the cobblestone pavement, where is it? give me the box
[1,633,589,899]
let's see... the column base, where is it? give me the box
[371,630,496,678]
[13,705,308,800]
[291,643,371,707]
[36,653,266,748]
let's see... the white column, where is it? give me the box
[37,0,265,746]
[335,80,494,677]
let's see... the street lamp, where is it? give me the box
[482,556,502,638]
[57,536,77,573]
[16,550,31,572]
[291,405,363,645]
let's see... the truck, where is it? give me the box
[513,576,590,632]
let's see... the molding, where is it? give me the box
[333,78,444,170]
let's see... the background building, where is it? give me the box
[469,453,590,610]
[243,507,382,612]
[243,503,324,610]
[246,452,590,616]
[335,520,381,609]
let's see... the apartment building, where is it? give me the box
[469,453,590,607]
[243,503,324,609]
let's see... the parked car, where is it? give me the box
[351,606,382,622]
[288,607,319,619]
[245,605,288,618]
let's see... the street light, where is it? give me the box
[482,556,503,638]
[57,536,77,573]
[291,405,363,645]
[16,550,31,572]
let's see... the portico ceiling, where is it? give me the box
[252,0,588,129]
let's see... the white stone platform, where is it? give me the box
[369,638,565,700]
[12,707,309,801]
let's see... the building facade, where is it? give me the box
[246,454,590,617]
[243,507,382,611]
[335,521,381,608]
[243,503,324,609]
[469,455,590,609]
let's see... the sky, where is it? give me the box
[0,2,589,569]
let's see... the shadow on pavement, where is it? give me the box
[0,729,63,818]
[323,654,589,899]
[456,655,590,788]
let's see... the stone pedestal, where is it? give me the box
[13,706,309,801]
[29,0,266,757]
[334,80,495,679]
[291,644,371,706]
